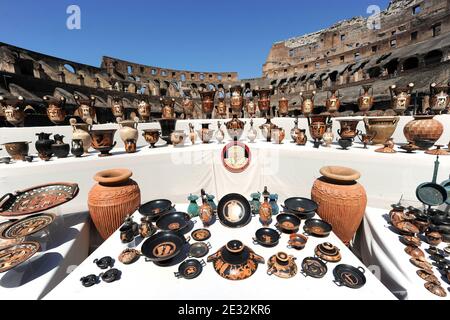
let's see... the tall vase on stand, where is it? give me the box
[200,90,216,119]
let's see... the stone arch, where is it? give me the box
[424,50,443,66]
[403,57,419,71]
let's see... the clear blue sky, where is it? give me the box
[0,0,390,79]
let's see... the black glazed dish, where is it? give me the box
[253,228,281,247]
[141,231,189,262]
[139,199,175,221]
[217,194,252,228]
[174,259,206,280]
[191,229,211,242]
[333,264,366,289]
[155,212,193,233]
[276,214,301,234]
[188,242,212,258]
[283,198,318,215]
[303,219,332,237]
[301,257,328,279]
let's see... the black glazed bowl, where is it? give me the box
[276,214,301,234]
[139,199,174,221]
[253,228,281,247]
[155,212,192,233]
[304,219,333,237]
[283,198,318,214]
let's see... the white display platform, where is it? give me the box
[0,211,90,300]
[45,204,396,300]
[357,206,450,300]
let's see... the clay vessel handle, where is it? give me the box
[0,193,14,209]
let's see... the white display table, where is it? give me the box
[356,206,450,300]
[45,204,396,300]
[0,211,90,300]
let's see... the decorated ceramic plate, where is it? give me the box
[0,183,79,217]
[217,194,252,228]
[0,213,56,240]
[0,241,40,273]
[191,229,211,242]
[333,264,366,289]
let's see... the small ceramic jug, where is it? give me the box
[187,194,200,218]
[216,122,225,144]
[250,192,261,216]
[269,194,279,216]
[247,119,258,143]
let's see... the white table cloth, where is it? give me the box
[356,206,450,300]
[0,211,90,300]
[45,204,396,300]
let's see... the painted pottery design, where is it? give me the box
[390,83,414,115]
[259,187,272,226]
[0,241,40,273]
[295,129,308,145]
[71,139,84,157]
[70,118,92,153]
[363,116,399,145]
[161,98,175,119]
[182,96,194,119]
[118,120,138,146]
[267,252,297,279]
[191,229,211,242]
[74,95,96,124]
[323,127,334,147]
[51,134,70,158]
[424,282,447,298]
[358,85,374,113]
[137,100,151,121]
[226,115,246,140]
[188,123,197,145]
[326,89,340,113]
[430,83,450,114]
[403,115,443,149]
[230,85,244,114]
[301,91,315,116]
[215,122,225,144]
[216,98,227,118]
[271,128,286,144]
[158,119,177,145]
[111,98,125,119]
[170,130,187,147]
[260,117,278,142]
[246,99,256,117]
[35,132,54,161]
[0,96,26,127]
[199,190,214,227]
[90,129,117,157]
[88,169,141,240]
[301,257,328,278]
[278,97,289,116]
[0,183,79,217]
[1,142,30,161]
[308,115,330,141]
[291,118,300,141]
[314,243,342,263]
[197,123,214,144]
[0,213,55,239]
[118,248,141,265]
[142,129,161,148]
[256,88,272,115]
[207,240,265,281]
[199,90,216,116]
[337,119,361,140]
[311,166,367,245]
[44,96,66,125]
[247,119,258,143]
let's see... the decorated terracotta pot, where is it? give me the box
[182,96,194,119]
[430,84,450,114]
[260,117,278,142]
[44,96,66,125]
[200,90,216,116]
[90,129,117,157]
[308,115,330,141]
[259,187,272,226]
[358,85,374,113]
[267,252,297,279]
[363,116,399,145]
[278,97,289,117]
[246,99,257,118]
[390,84,414,115]
[216,98,227,118]
[337,119,362,140]
[111,98,125,119]
[295,130,308,146]
[137,100,151,122]
[161,98,175,119]
[199,189,214,227]
[311,166,367,245]
[1,142,30,161]
[230,85,244,114]
[74,95,96,124]
[403,115,443,149]
[256,88,272,115]
[88,169,141,239]
[271,128,286,144]
[142,129,160,148]
[70,118,92,153]
[0,97,26,127]
[226,115,246,140]
[118,120,138,143]
[326,90,340,113]
[322,127,334,147]
[301,92,315,116]
[170,130,187,147]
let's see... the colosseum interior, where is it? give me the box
[0,0,449,126]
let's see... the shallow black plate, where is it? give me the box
[416,182,448,207]
[217,194,252,228]
[282,208,316,220]
[175,259,205,280]
[139,199,174,220]
[276,214,301,234]
[188,242,211,258]
[304,219,332,237]
[141,231,188,262]
[283,198,318,214]
[301,257,328,279]
[441,179,450,205]
[253,228,280,247]
[156,212,191,232]
[333,264,366,289]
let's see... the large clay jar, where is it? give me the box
[88,169,141,240]
[70,118,92,153]
[403,115,443,148]
[326,90,340,113]
[311,166,367,245]
[363,116,399,145]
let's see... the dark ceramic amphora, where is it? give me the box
[52,134,70,158]
[35,133,54,161]
[71,139,84,158]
